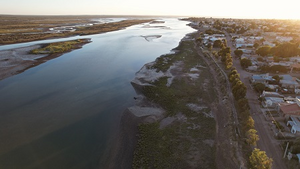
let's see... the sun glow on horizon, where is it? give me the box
[0,0,300,20]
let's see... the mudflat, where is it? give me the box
[0,39,91,81]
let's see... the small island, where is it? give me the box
[30,39,91,54]
[0,38,91,80]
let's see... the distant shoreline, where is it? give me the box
[0,18,155,81]
[0,17,153,45]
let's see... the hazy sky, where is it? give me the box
[1,0,299,19]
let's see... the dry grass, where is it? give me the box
[0,15,152,44]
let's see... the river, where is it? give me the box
[0,18,195,169]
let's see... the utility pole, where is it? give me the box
[283,142,289,158]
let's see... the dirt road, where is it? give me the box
[194,41,245,168]
[225,32,287,169]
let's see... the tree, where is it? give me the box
[206,43,212,50]
[273,56,282,62]
[232,80,247,100]
[213,39,224,48]
[231,75,242,86]
[272,75,281,84]
[221,54,226,62]
[257,57,263,62]
[229,68,240,83]
[227,28,235,33]
[246,116,255,130]
[212,51,218,57]
[222,39,227,47]
[218,47,231,57]
[205,29,214,35]
[249,23,257,29]
[232,36,237,42]
[237,98,250,112]
[246,129,259,146]
[260,65,287,73]
[229,74,240,83]
[272,40,280,46]
[271,42,300,58]
[249,148,273,169]
[253,83,265,93]
[225,53,233,69]
[196,37,203,43]
[234,49,243,58]
[291,138,300,154]
[266,65,288,73]
[254,42,260,49]
[237,27,248,34]
[256,46,271,56]
[228,68,238,77]
[240,58,252,69]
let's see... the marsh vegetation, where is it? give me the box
[132,33,217,168]
[0,15,152,44]
[30,39,90,54]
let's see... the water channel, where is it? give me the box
[0,18,195,169]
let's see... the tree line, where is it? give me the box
[228,68,273,169]
[219,47,233,69]
[216,44,271,168]
[201,25,273,168]
[256,42,300,58]
[214,41,272,168]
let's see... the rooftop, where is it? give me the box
[280,103,300,115]
[261,91,284,98]
[280,80,299,85]
[280,74,294,81]
[252,74,274,81]
[265,97,284,103]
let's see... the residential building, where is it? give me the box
[251,73,274,84]
[279,98,300,119]
[279,74,299,89]
[263,97,284,108]
[287,116,300,134]
[260,91,284,98]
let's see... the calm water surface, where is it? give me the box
[0,18,195,169]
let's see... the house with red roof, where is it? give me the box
[280,97,300,115]
[280,98,300,134]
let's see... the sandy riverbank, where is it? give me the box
[0,45,45,80]
[110,30,245,168]
[108,34,209,168]
[0,39,91,81]
[106,94,165,169]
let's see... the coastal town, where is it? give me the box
[2,0,300,168]
[1,15,300,169]
[189,17,300,168]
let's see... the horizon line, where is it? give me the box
[0,13,299,21]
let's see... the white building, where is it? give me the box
[276,36,293,42]
[263,97,284,108]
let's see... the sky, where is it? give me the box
[0,0,299,20]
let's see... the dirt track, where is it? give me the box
[193,40,243,168]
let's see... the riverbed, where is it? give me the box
[0,18,195,169]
